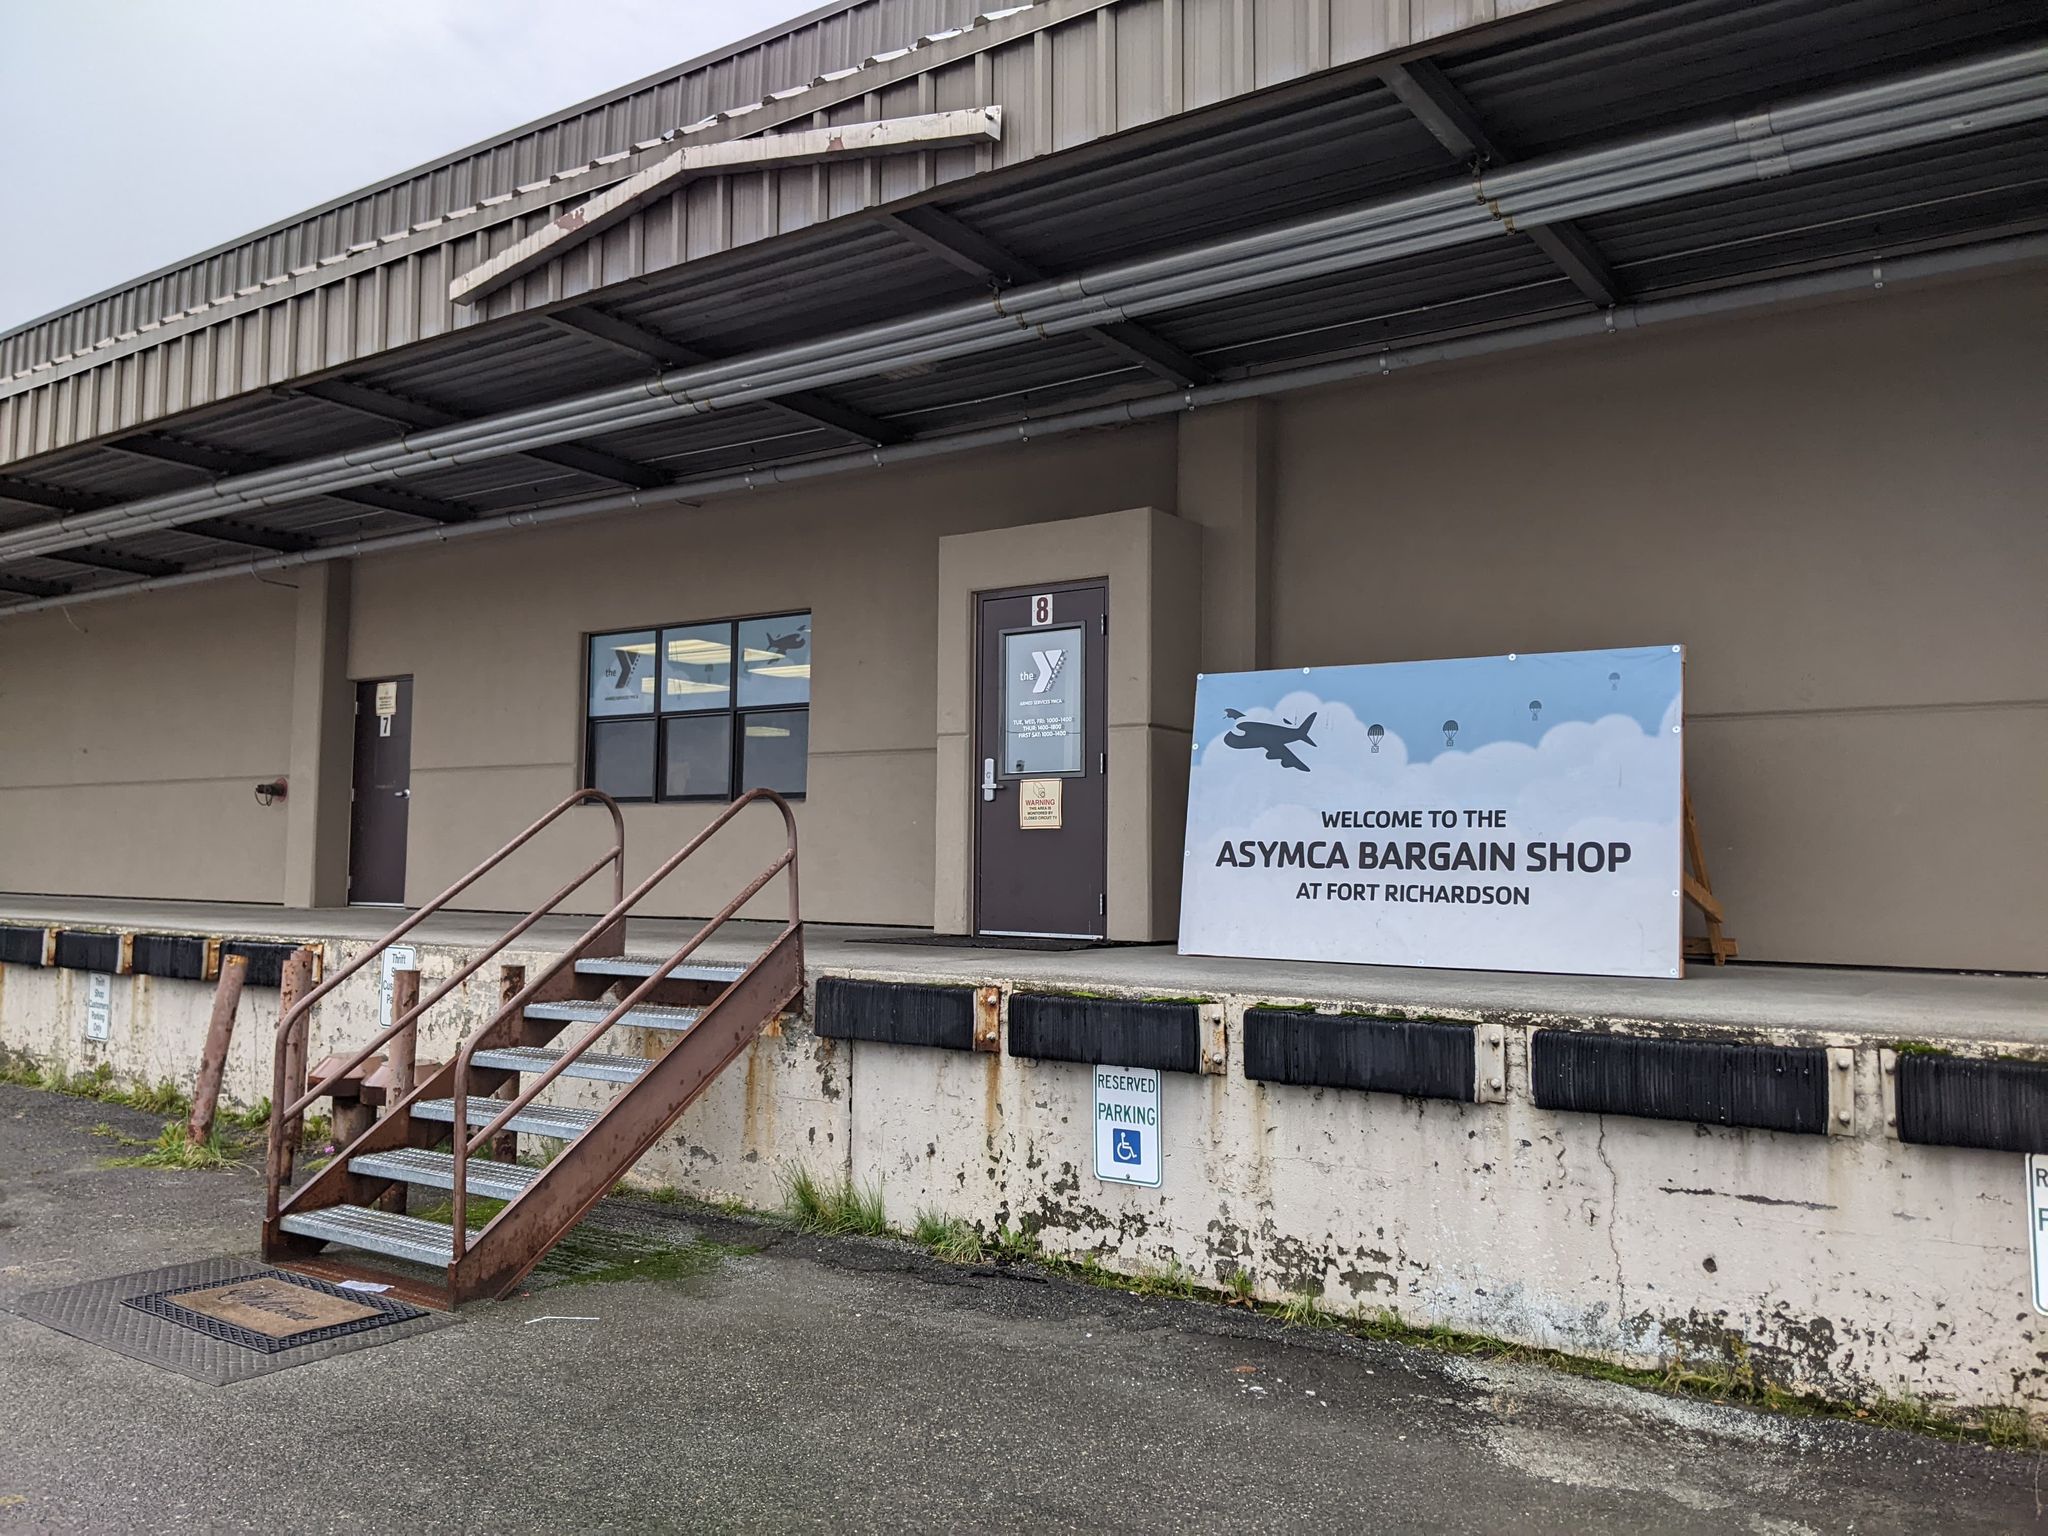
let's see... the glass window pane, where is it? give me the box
[661,623,732,713]
[589,630,657,716]
[588,718,656,799]
[1002,624,1084,775]
[740,709,809,796]
[663,714,733,800]
[737,614,812,708]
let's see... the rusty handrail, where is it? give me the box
[447,788,800,1244]
[264,788,625,1222]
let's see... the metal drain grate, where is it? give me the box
[10,1256,455,1384]
[121,1268,426,1354]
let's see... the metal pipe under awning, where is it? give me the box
[2,230,2040,620]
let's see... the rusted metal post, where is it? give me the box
[186,955,249,1148]
[275,947,317,1182]
[332,1094,375,1150]
[389,968,420,1103]
[493,964,525,1163]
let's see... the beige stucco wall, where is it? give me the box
[0,272,2039,969]
[346,426,1179,926]
[1267,271,2048,972]
[0,580,297,901]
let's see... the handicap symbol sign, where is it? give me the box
[1094,1064,1161,1186]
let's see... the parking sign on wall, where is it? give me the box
[1094,1064,1161,1187]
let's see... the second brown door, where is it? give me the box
[348,677,412,905]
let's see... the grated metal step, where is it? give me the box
[410,1097,600,1141]
[471,1044,652,1084]
[574,955,748,985]
[525,1000,704,1033]
[279,1204,465,1266]
[349,1147,543,1201]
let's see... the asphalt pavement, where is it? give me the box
[1,1081,2039,1534]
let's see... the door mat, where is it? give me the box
[846,934,1106,952]
[10,1257,454,1384]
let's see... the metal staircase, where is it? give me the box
[262,788,802,1305]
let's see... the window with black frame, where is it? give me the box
[583,613,811,802]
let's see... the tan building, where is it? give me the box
[1,0,2043,974]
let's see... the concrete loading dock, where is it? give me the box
[0,0,2044,1417]
[4,895,2047,1414]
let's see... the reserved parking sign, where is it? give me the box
[1094,1064,1161,1187]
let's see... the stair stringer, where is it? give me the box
[450,927,806,1301]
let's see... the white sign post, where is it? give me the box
[380,945,418,1032]
[2027,1155,2048,1316]
[84,973,112,1043]
[1094,1065,1161,1187]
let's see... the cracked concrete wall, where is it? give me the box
[6,956,2040,1413]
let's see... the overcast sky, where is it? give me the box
[0,0,804,333]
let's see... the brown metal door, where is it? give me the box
[975,584,1107,938]
[348,677,412,905]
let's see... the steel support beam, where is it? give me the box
[47,546,183,578]
[0,475,112,512]
[876,206,1213,387]
[183,518,316,553]
[544,309,909,446]
[1380,60,1623,308]
[0,571,69,598]
[108,433,476,525]
[293,380,671,490]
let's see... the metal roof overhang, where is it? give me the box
[0,0,2042,614]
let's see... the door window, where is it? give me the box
[1001,625,1084,776]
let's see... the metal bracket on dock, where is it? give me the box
[1473,1024,1508,1104]
[1826,1046,1857,1135]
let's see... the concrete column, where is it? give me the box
[282,562,354,907]
[1175,400,1273,673]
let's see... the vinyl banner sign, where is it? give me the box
[1178,646,1684,979]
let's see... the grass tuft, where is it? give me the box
[1127,1258,1200,1300]
[96,1120,248,1171]
[1276,1288,1336,1329]
[779,1165,889,1236]
[911,1209,986,1263]
[987,1223,1041,1264]
[221,1098,272,1130]
[408,1193,511,1230]
[554,1240,750,1288]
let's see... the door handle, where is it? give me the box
[980,758,1006,802]
[396,789,411,799]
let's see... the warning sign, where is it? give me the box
[1019,778,1063,829]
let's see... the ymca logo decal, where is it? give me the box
[1025,648,1066,695]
